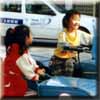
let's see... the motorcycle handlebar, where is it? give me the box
[63,46,90,53]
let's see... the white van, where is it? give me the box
[0,0,96,41]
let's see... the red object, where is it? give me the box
[34,67,40,73]
[3,44,28,96]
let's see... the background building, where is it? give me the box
[52,0,99,16]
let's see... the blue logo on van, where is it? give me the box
[0,18,23,24]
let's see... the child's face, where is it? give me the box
[25,33,33,46]
[68,14,80,30]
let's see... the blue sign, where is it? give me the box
[0,18,23,24]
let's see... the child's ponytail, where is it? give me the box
[4,28,15,54]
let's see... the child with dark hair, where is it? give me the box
[3,25,45,96]
[49,9,92,76]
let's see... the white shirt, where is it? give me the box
[16,53,39,80]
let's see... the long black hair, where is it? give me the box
[4,24,30,55]
[62,9,80,28]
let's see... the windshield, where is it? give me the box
[52,4,67,13]
[48,0,67,13]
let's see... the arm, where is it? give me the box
[79,31,92,46]
[16,53,40,80]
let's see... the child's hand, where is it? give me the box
[37,68,45,76]
[34,74,39,81]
